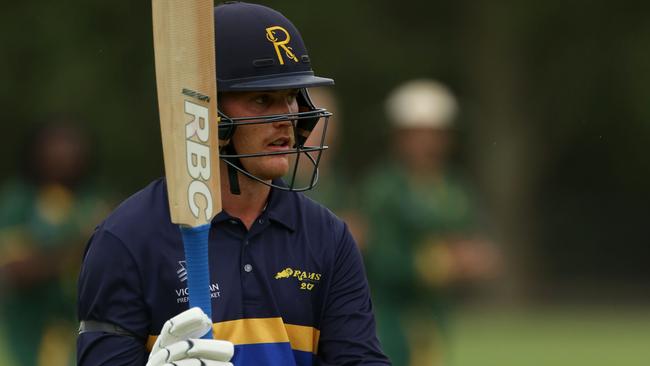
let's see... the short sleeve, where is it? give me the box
[77,227,150,365]
[317,221,390,365]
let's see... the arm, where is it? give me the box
[77,225,235,366]
[77,227,150,366]
[317,222,391,365]
[77,333,148,366]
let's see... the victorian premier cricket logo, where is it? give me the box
[175,260,221,303]
[265,26,299,65]
[181,88,214,220]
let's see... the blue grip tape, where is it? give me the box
[180,224,213,339]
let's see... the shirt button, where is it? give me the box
[229,219,237,225]
[244,264,253,273]
[258,218,264,224]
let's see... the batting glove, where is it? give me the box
[147,307,234,366]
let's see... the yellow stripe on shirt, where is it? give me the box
[284,323,320,354]
[213,317,289,345]
[147,318,320,354]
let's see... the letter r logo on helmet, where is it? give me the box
[214,1,333,91]
[265,26,299,65]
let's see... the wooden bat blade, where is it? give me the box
[152,0,221,227]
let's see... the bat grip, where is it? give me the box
[180,224,213,339]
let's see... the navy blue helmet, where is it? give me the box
[214,2,334,193]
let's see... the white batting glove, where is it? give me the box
[147,307,234,366]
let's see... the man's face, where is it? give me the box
[395,127,451,172]
[220,89,299,181]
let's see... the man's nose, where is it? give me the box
[271,98,298,127]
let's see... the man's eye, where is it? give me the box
[254,95,269,105]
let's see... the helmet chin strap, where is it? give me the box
[227,164,241,195]
[222,144,242,195]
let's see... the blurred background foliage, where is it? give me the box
[2,0,648,299]
[1,0,649,364]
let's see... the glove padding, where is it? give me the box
[147,307,234,366]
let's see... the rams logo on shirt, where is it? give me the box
[274,267,321,291]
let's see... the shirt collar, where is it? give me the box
[211,179,297,232]
[265,179,297,232]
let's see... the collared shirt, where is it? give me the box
[77,178,389,365]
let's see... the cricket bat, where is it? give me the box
[152,0,220,339]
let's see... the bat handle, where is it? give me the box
[180,224,213,339]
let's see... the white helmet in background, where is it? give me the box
[385,79,458,129]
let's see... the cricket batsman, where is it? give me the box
[76,2,390,365]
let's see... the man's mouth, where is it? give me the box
[267,137,291,150]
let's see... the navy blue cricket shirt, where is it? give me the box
[77,178,390,365]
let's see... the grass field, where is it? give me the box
[448,305,650,366]
[1,305,648,365]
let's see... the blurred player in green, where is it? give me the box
[0,121,108,366]
[361,79,500,366]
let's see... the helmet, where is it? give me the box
[385,79,457,129]
[214,1,334,193]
